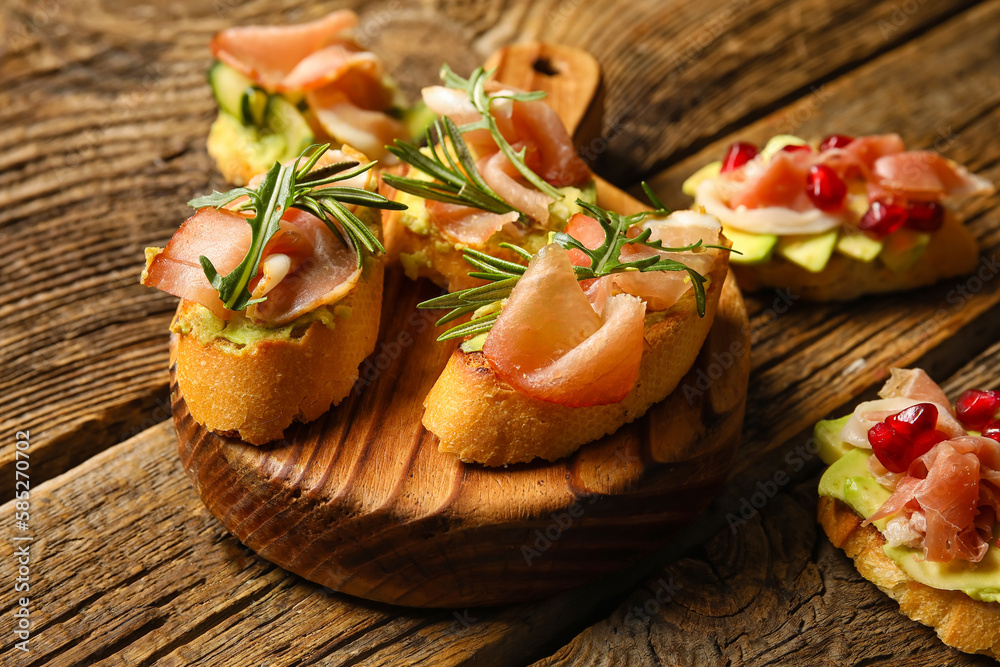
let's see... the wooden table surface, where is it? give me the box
[2,0,999,664]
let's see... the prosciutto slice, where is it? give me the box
[874,151,994,199]
[697,133,993,235]
[308,88,407,161]
[142,206,362,326]
[482,244,645,407]
[867,436,1000,563]
[211,10,360,92]
[839,369,965,449]
[563,211,722,313]
[211,10,404,160]
[418,83,590,236]
[142,149,370,326]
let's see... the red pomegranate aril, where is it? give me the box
[906,201,945,232]
[721,142,758,173]
[982,419,1000,442]
[858,200,908,237]
[780,143,812,154]
[955,389,1000,430]
[806,164,847,212]
[910,429,947,461]
[819,134,855,151]
[886,402,938,439]
[868,421,912,474]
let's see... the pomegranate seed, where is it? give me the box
[886,403,938,439]
[780,144,812,154]
[906,201,945,232]
[806,165,847,212]
[858,199,908,237]
[868,421,912,473]
[819,134,854,151]
[869,403,950,473]
[721,142,758,173]
[982,419,1000,442]
[910,429,947,460]
[955,389,1000,430]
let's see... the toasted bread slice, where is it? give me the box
[170,247,383,446]
[733,209,979,301]
[818,495,1000,659]
[422,251,731,466]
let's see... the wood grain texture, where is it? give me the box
[0,0,979,488]
[4,0,1000,664]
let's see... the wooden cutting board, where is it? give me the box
[171,43,751,608]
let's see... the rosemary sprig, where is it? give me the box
[189,144,406,313]
[382,117,518,217]
[381,64,563,219]
[440,64,562,200]
[419,193,732,341]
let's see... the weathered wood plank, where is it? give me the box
[0,0,982,488]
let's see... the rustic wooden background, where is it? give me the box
[2,0,999,664]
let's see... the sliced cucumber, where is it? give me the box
[240,86,269,127]
[209,61,254,120]
[401,101,438,140]
[266,96,314,157]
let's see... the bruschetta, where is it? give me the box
[685,134,994,300]
[420,198,732,465]
[206,10,415,185]
[815,368,1000,658]
[141,144,405,444]
[380,66,596,292]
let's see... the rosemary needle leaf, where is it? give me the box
[420,198,735,339]
[187,144,401,313]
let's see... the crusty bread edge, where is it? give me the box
[422,248,730,466]
[734,210,980,300]
[818,495,1000,659]
[172,252,384,446]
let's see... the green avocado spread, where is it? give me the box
[170,301,349,350]
[815,416,1000,603]
[395,171,597,244]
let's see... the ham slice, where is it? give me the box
[874,151,994,199]
[563,211,722,313]
[482,244,645,407]
[867,436,1000,563]
[211,10,359,92]
[211,11,405,159]
[878,368,953,411]
[142,206,362,326]
[478,151,552,224]
[696,132,993,235]
[425,200,519,246]
[422,83,590,225]
[840,369,965,448]
[142,208,252,320]
[308,89,407,161]
[142,151,369,326]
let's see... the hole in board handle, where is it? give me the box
[532,57,560,76]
